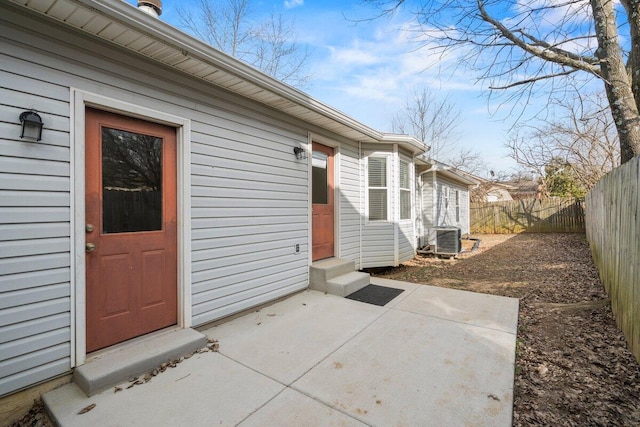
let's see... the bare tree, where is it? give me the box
[447,147,485,175]
[392,87,482,172]
[179,0,311,88]
[250,13,311,88]
[365,0,640,163]
[392,88,461,161]
[507,91,620,191]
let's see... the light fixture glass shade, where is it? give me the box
[20,111,44,141]
[294,146,307,160]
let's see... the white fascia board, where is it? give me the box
[415,157,480,186]
[379,134,427,154]
[16,0,388,143]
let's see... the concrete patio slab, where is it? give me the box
[200,291,384,385]
[239,388,368,427]
[44,352,284,426]
[292,309,516,426]
[392,282,520,334]
[44,283,518,427]
[369,277,420,308]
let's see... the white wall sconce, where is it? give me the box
[19,111,44,141]
[293,146,307,161]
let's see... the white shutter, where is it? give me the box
[367,156,388,221]
[399,160,411,220]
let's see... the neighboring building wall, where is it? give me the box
[435,175,471,235]
[486,187,513,202]
[420,171,472,246]
[0,8,315,396]
[420,170,436,241]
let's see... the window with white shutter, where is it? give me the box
[399,159,411,220]
[367,156,388,221]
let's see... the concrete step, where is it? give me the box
[326,271,370,297]
[310,258,356,285]
[71,328,207,397]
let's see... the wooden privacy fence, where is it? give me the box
[470,197,585,234]
[586,156,640,364]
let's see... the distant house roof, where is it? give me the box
[505,179,544,199]
[9,0,426,154]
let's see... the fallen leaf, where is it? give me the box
[78,404,96,414]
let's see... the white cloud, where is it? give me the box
[329,43,381,66]
[298,9,515,168]
[284,0,303,9]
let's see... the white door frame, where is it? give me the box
[71,89,191,367]
[307,133,340,266]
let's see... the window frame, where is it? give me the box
[365,152,391,223]
[398,157,412,221]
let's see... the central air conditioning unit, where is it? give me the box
[434,226,461,257]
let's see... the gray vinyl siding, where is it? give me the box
[415,169,425,247]
[189,117,309,324]
[1,5,312,396]
[360,144,395,268]
[398,150,415,263]
[435,175,471,234]
[337,141,361,269]
[398,220,415,263]
[361,227,395,267]
[422,171,436,234]
[0,46,73,396]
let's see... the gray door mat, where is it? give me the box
[345,284,404,306]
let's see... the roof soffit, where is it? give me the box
[8,0,426,153]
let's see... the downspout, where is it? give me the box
[412,155,418,253]
[418,166,423,248]
[359,141,362,270]
[393,144,399,266]
[432,169,437,228]
[417,166,435,253]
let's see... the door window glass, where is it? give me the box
[312,151,328,204]
[102,127,163,233]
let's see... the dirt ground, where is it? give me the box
[373,233,640,426]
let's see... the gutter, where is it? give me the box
[17,0,426,152]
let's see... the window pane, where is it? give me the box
[368,157,386,187]
[102,127,162,233]
[400,190,411,220]
[369,189,387,221]
[312,151,328,204]
[399,160,410,189]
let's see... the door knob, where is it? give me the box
[86,243,96,253]
[86,224,94,233]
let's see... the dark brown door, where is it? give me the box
[312,142,334,261]
[85,108,177,353]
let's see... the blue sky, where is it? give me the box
[133,0,522,175]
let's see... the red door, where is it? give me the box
[312,142,334,261]
[85,108,177,352]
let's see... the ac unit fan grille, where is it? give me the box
[435,227,461,255]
